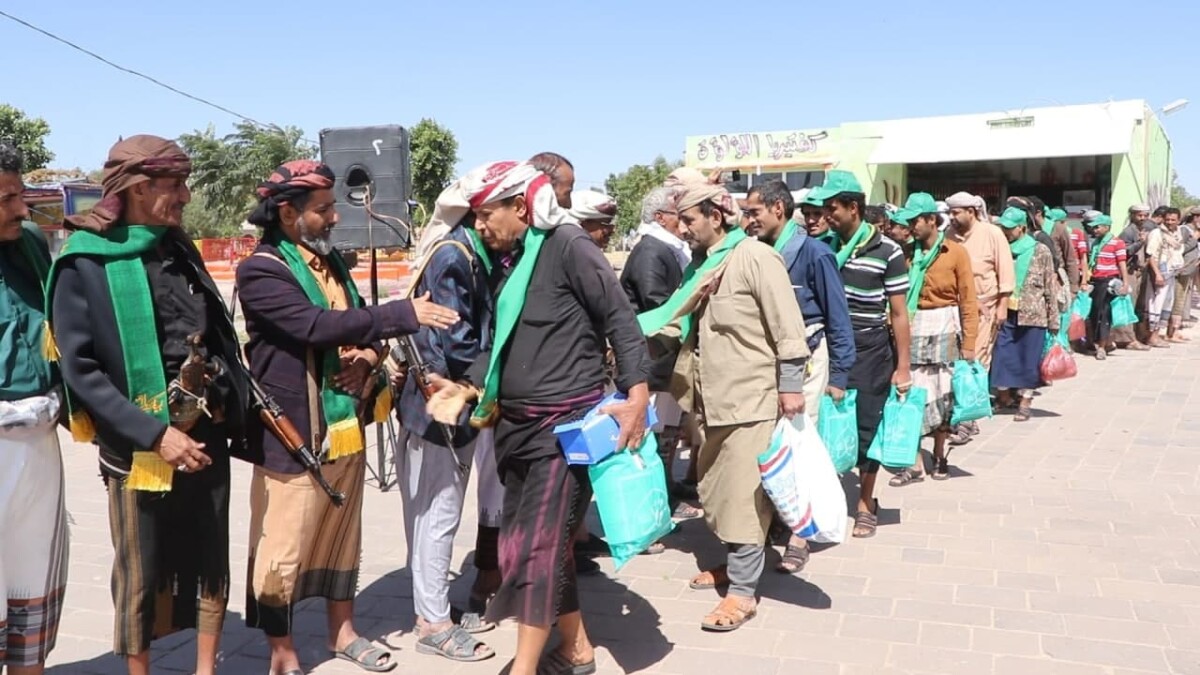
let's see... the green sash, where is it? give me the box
[772,220,800,253]
[637,227,748,339]
[471,226,549,426]
[45,225,174,491]
[816,230,840,251]
[905,231,946,315]
[1088,233,1114,271]
[466,228,494,275]
[1009,235,1038,300]
[265,230,372,458]
[835,223,876,270]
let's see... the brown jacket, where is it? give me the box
[1050,220,1080,293]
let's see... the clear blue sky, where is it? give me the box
[5,1,1199,192]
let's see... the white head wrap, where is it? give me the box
[567,191,617,223]
[414,178,468,262]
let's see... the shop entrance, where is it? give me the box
[906,155,1112,216]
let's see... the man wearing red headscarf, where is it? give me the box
[236,160,459,675]
[46,135,252,675]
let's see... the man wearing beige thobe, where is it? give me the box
[648,182,809,633]
[945,192,1016,366]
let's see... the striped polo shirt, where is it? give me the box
[839,226,910,330]
[1091,237,1127,279]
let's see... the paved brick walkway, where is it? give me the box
[45,329,1200,674]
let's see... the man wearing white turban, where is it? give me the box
[426,161,650,675]
[567,190,618,249]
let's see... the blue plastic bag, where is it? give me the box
[1110,294,1137,328]
[950,360,993,426]
[588,434,674,570]
[817,390,859,474]
[866,386,927,468]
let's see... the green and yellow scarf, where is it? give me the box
[905,231,945,315]
[264,230,390,458]
[471,226,548,426]
[637,227,748,339]
[1009,234,1039,300]
[44,225,175,491]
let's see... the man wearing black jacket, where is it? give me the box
[47,136,250,675]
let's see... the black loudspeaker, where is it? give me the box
[319,125,411,250]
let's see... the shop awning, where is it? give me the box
[868,110,1135,165]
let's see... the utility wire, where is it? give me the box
[0,9,318,146]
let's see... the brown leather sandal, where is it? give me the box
[700,596,757,632]
[689,566,729,590]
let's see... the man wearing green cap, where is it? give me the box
[807,170,911,538]
[1082,214,1132,360]
[886,193,977,487]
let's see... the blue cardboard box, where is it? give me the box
[553,393,658,466]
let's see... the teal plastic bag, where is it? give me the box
[950,360,993,426]
[866,386,927,468]
[1071,290,1092,320]
[817,390,859,474]
[588,434,674,570]
[1111,294,1137,328]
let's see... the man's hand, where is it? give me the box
[961,349,976,362]
[892,369,913,394]
[425,373,476,425]
[155,427,211,473]
[334,348,379,398]
[410,292,460,329]
[601,383,649,452]
[825,386,846,402]
[994,303,1008,325]
[1154,274,1166,288]
[779,392,805,419]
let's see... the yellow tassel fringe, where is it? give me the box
[326,419,364,460]
[373,387,393,425]
[70,412,96,443]
[126,451,174,492]
[43,322,60,362]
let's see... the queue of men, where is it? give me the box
[1,133,1192,675]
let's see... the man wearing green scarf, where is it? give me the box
[237,159,457,675]
[47,135,251,675]
[649,180,808,632]
[808,170,912,538]
[991,207,1060,420]
[0,142,68,674]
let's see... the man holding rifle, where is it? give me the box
[237,160,458,675]
[47,135,251,675]
[395,178,506,663]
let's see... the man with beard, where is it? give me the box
[237,160,458,675]
[1115,204,1154,350]
[0,143,68,675]
[742,179,853,572]
[806,171,911,539]
[426,161,649,675]
[642,180,809,629]
[47,136,250,675]
[529,151,576,209]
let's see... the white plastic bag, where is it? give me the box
[758,416,848,545]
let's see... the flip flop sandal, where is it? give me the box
[672,502,704,520]
[641,541,667,555]
[282,670,304,675]
[689,566,729,590]
[852,499,879,538]
[700,597,757,632]
[1014,405,1032,422]
[775,541,810,574]
[537,651,597,675]
[888,468,925,487]
[947,426,972,446]
[416,625,495,663]
[331,637,396,673]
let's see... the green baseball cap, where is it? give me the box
[1087,214,1113,227]
[997,206,1029,229]
[1046,208,1067,223]
[889,192,938,225]
[803,170,864,205]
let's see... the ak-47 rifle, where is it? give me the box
[236,353,347,506]
[392,334,468,475]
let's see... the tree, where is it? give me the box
[408,118,459,226]
[0,105,54,171]
[178,121,316,237]
[1171,171,1200,211]
[604,156,682,236]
